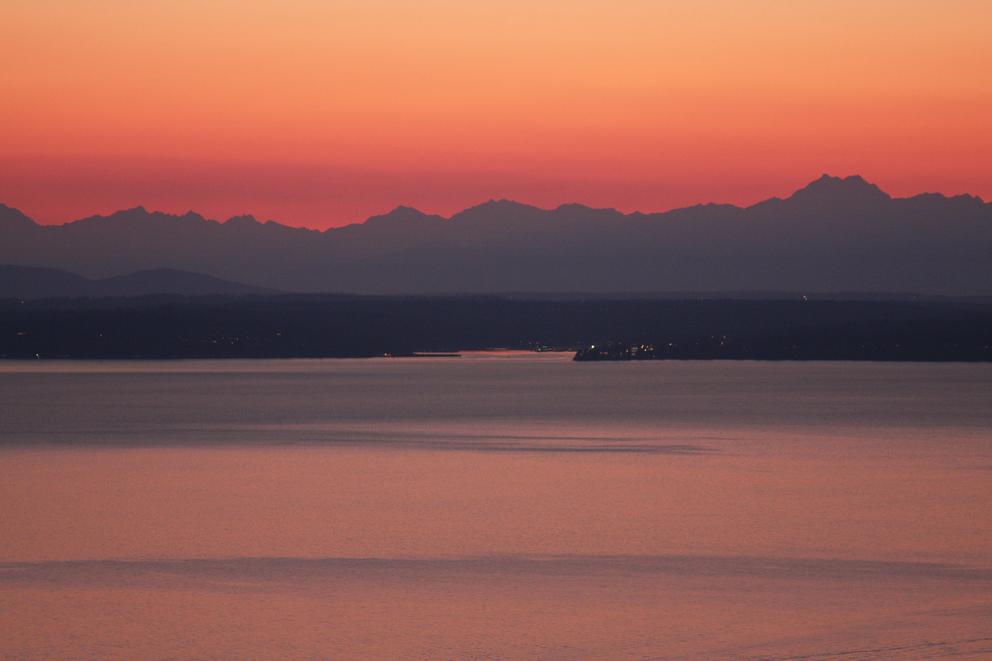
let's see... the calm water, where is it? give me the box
[1,353,991,659]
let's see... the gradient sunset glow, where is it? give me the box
[3,0,990,228]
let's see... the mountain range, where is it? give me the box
[0,265,270,299]
[2,175,990,296]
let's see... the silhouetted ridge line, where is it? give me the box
[0,264,271,298]
[1,174,990,295]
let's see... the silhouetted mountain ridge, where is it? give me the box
[0,265,271,299]
[1,175,990,295]
[0,203,36,228]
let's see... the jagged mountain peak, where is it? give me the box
[788,174,890,205]
[70,206,211,226]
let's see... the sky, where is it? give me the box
[2,0,990,228]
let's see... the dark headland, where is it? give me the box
[1,295,990,361]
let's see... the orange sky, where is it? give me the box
[2,0,990,228]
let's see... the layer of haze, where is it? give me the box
[3,0,991,228]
